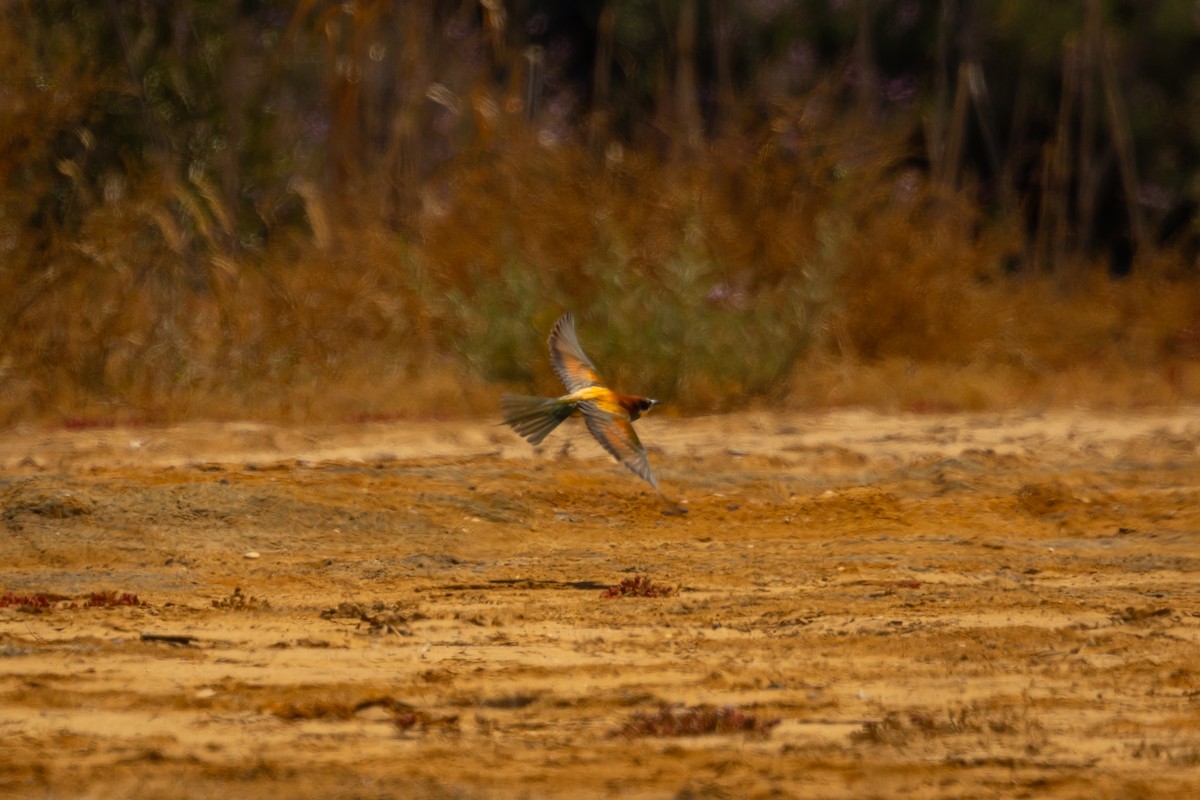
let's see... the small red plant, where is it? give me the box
[601,575,678,599]
[0,591,142,611]
[0,593,69,610]
[86,591,142,608]
[616,704,780,738]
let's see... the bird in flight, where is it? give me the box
[501,313,683,511]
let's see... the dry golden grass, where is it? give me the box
[2,125,1199,426]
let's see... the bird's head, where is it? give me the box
[628,397,659,421]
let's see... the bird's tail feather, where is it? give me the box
[500,393,574,445]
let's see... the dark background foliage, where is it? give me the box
[3,1,1199,422]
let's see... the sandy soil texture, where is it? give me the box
[2,409,1199,799]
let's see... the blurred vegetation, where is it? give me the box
[3,0,1200,424]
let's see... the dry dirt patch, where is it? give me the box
[2,409,1200,798]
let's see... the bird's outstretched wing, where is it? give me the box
[579,401,660,491]
[549,313,604,393]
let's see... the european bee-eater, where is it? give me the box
[501,313,681,510]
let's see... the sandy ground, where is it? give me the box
[2,408,1199,799]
